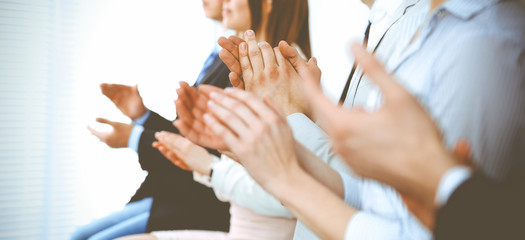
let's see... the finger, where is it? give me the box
[87,125,108,142]
[207,95,251,137]
[175,99,206,129]
[209,90,259,126]
[219,49,242,79]
[203,113,240,150]
[229,72,245,89]
[238,42,253,84]
[180,81,199,103]
[350,43,405,102]
[156,131,188,155]
[198,84,224,98]
[273,47,286,68]
[222,88,277,124]
[152,141,161,149]
[244,30,264,74]
[218,36,240,60]
[100,83,114,98]
[278,41,309,73]
[259,41,278,69]
[452,140,475,169]
[95,117,114,126]
[228,35,245,46]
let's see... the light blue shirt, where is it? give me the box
[127,110,151,152]
[337,0,524,239]
[382,0,525,180]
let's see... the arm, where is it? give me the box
[210,155,295,218]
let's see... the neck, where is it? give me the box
[363,0,375,9]
[430,0,447,12]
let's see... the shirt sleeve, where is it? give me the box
[288,113,431,240]
[127,124,144,152]
[286,113,353,175]
[210,154,294,218]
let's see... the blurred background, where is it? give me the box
[0,0,369,239]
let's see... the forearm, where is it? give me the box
[272,166,356,240]
[294,142,344,198]
[211,156,294,218]
[287,113,349,198]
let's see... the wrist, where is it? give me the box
[197,154,217,177]
[411,146,456,210]
[268,161,309,203]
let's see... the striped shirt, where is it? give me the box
[339,0,525,239]
[381,0,525,180]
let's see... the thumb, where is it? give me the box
[278,41,309,73]
[96,117,115,126]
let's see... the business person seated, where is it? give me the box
[74,1,231,239]
[177,40,525,240]
[116,0,312,239]
[176,0,525,238]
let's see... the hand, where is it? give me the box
[218,35,246,88]
[100,83,147,120]
[152,141,192,171]
[173,81,229,150]
[153,131,214,175]
[202,88,301,193]
[220,30,321,117]
[88,118,133,148]
[303,43,456,209]
[400,140,474,231]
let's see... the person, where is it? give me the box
[199,43,525,240]
[74,1,231,239]
[179,1,431,239]
[178,0,525,239]
[117,0,312,239]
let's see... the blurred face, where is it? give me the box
[222,0,252,31]
[202,0,223,21]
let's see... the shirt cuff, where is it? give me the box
[435,166,472,207]
[345,212,401,240]
[127,124,144,152]
[193,155,220,188]
[340,171,362,209]
[133,110,151,126]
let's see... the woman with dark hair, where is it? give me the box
[116,0,311,239]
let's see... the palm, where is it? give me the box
[100,83,147,120]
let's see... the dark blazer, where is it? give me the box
[435,171,525,240]
[129,54,232,232]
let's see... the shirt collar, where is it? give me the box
[438,0,499,20]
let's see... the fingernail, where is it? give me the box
[224,88,234,93]
[207,100,216,108]
[246,30,254,37]
[210,92,219,99]
[240,42,247,51]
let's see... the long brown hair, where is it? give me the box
[248,0,311,59]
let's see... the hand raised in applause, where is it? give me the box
[173,81,230,151]
[88,118,133,148]
[152,131,214,175]
[219,30,321,118]
[202,88,300,194]
[100,83,148,120]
